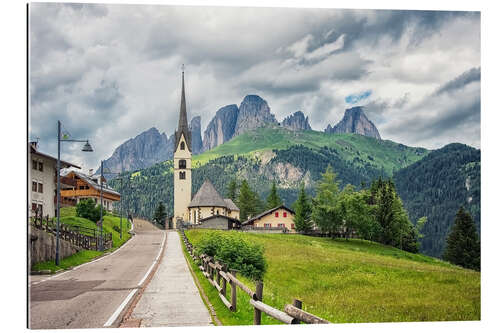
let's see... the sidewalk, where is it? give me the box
[130,231,213,327]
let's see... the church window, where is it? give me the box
[179,159,186,169]
[180,171,186,179]
[180,142,185,150]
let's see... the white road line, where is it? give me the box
[103,289,138,327]
[31,230,136,286]
[103,230,166,327]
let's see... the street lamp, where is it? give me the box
[56,120,93,266]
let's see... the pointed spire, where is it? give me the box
[175,65,191,151]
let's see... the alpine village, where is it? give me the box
[29,70,480,328]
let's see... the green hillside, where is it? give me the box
[111,127,429,220]
[184,229,480,324]
[194,126,428,173]
[394,143,481,258]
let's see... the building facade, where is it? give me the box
[242,205,296,233]
[187,179,240,224]
[29,142,80,218]
[173,70,192,228]
[60,170,121,212]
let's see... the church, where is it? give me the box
[172,69,240,229]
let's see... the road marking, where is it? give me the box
[31,230,136,286]
[103,230,166,327]
[103,288,138,327]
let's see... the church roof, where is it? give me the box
[224,199,240,211]
[188,179,227,208]
[175,70,192,151]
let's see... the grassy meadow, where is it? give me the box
[31,207,132,273]
[184,229,480,324]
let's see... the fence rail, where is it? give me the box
[179,229,330,325]
[30,212,112,251]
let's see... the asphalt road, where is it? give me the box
[29,219,165,329]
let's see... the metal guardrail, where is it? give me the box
[179,229,330,325]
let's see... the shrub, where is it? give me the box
[76,199,106,222]
[197,231,267,281]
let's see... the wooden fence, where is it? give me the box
[179,229,330,325]
[30,213,112,251]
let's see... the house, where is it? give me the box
[193,215,241,230]
[29,142,81,218]
[59,170,121,212]
[242,205,296,233]
[187,179,240,224]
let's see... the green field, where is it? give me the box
[184,229,480,324]
[31,207,132,273]
[193,127,428,174]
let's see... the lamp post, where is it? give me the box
[56,120,93,266]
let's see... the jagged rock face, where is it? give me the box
[202,104,239,152]
[281,111,312,131]
[325,106,381,139]
[233,95,277,137]
[97,127,173,177]
[189,116,203,154]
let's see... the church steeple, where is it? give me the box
[175,67,191,151]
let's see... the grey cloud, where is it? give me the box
[434,67,481,95]
[28,3,481,170]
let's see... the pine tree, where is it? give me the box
[265,181,283,210]
[443,207,480,270]
[293,182,312,233]
[311,165,343,235]
[153,202,167,226]
[238,180,259,222]
[226,178,238,202]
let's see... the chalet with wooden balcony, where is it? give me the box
[29,141,81,218]
[59,170,121,212]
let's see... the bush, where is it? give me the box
[196,231,267,281]
[76,199,106,222]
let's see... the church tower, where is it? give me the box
[173,69,192,228]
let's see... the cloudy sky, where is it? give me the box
[29,3,480,171]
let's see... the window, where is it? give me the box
[32,160,37,170]
[291,223,295,229]
[216,210,219,215]
[38,183,43,193]
[37,204,43,215]
[32,181,37,192]
[264,223,272,229]
[278,223,285,228]
[179,159,186,169]
[180,142,185,150]
[283,212,287,218]
[275,212,279,218]
[180,171,186,179]
[79,185,85,190]
[31,203,37,212]
[38,162,43,172]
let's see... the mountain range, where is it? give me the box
[98,94,377,175]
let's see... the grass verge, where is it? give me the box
[31,207,132,273]
[184,229,480,324]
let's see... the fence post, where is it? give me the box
[293,299,302,324]
[221,263,228,297]
[254,281,263,325]
[216,262,221,286]
[230,269,237,312]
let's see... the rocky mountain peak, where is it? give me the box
[281,111,312,131]
[233,95,277,137]
[325,106,381,139]
[189,116,203,154]
[202,104,239,152]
